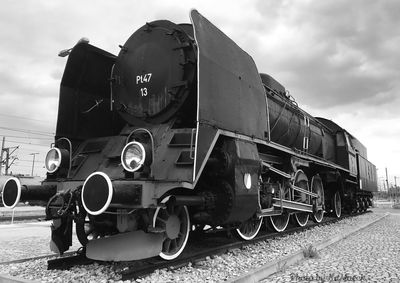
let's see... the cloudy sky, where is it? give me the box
[0,0,399,188]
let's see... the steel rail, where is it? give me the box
[120,211,370,280]
[0,211,370,280]
[0,251,76,266]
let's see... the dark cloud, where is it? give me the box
[251,0,400,112]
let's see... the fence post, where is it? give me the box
[11,208,15,224]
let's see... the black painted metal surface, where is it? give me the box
[113,20,197,125]
[190,9,268,180]
[56,43,125,141]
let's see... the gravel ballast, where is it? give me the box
[0,211,386,282]
[264,213,400,282]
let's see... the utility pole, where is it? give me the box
[0,136,4,175]
[0,137,22,175]
[395,176,398,188]
[4,146,19,175]
[385,168,390,190]
[30,152,39,176]
[0,137,19,175]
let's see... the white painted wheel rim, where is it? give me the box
[153,197,190,260]
[269,213,290,232]
[236,217,263,240]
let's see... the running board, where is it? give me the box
[257,204,323,217]
[261,162,291,179]
[273,198,313,213]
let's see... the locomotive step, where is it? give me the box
[175,150,194,165]
[168,132,194,147]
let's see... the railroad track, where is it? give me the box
[0,215,46,223]
[119,212,365,280]
[38,211,370,280]
[0,251,76,266]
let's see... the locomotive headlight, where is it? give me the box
[45,148,62,173]
[45,147,70,174]
[121,141,146,172]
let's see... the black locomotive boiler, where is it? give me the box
[2,10,377,261]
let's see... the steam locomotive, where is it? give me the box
[2,10,377,261]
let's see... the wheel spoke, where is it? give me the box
[180,223,187,234]
[175,205,182,217]
[235,217,262,240]
[163,238,172,251]
[157,216,168,224]
[294,213,309,227]
[167,204,174,215]
[172,239,178,250]
[270,213,290,232]
[154,198,190,260]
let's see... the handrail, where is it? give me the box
[189,128,196,160]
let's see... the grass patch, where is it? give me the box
[303,245,319,259]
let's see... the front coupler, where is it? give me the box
[46,187,83,255]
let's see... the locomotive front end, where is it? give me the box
[1,16,200,261]
[44,18,199,261]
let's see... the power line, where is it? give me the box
[17,158,44,163]
[0,137,19,175]
[0,134,53,140]
[5,140,50,147]
[12,164,42,168]
[0,126,54,137]
[16,148,49,152]
[0,113,51,123]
